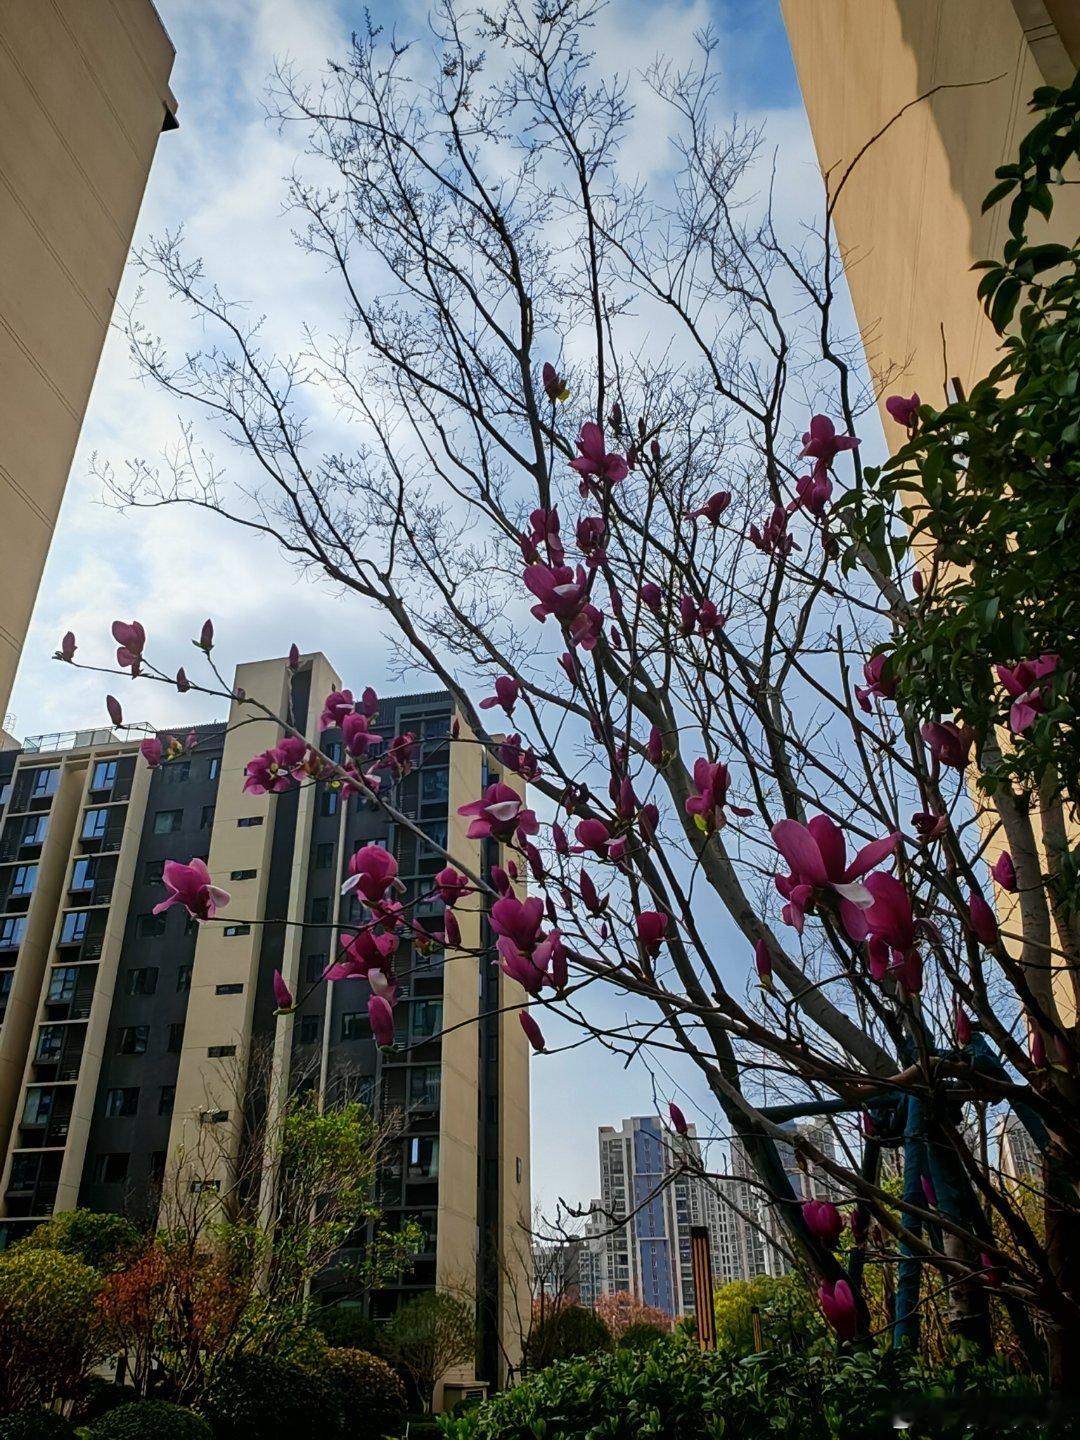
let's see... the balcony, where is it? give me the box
[32,1026,85,1082]
[0,821,49,864]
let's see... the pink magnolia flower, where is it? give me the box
[480,676,520,717]
[243,748,294,795]
[921,720,975,771]
[435,867,471,908]
[799,414,860,480]
[368,966,399,1006]
[639,581,663,613]
[749,504,798,558]
[361,686,379,718]
[111,620,145,671]
[152,859,230,923]
[635,911,668,958]
[491,896,545,953]
[58,632,76,662]
[803,1199,843,1250]
[288,644,301,670]
[996,654,1059,734]
[576,516,607,566]
[771,816,899,934]
[754,938,773,991]
[272,970,294,1011]
[524,562,587,622]
[443,910,462,948]
[885,392,920,429]
[686,491,731,525]
[849,1208,868,1245]
[368,993,396,1049]
[570,423,628,491]
[818,1279,857,1340]
[856,873,924,994]
[920,1174,937,1208]
[342,711,374,756]
[686,759,750,835]
[795,471,832,517]
[379,733,415,778]
[522,508,564,566]
[575,818,611,859]
[968,891,999,946]
[459,783,538,844]
[320,689,355,731]
[955,1005,972,1047]
[495,735,541,782]
[342,845,402,904]
[326,927,399,981]
[140,738,163,768]
[106,695,123,728]
[1030,1028,1047,1069]
[854,654,896,713]
[991,851,1017,892]
[199,618,214,651]
[668,1102,689,1136]
[175,667,190,693]
[912,811,949,843]
[520,1010,546,1052]
[578,869,607,915]
[534,929,568,992]
[696,599,726,638]
[542,362,569,403]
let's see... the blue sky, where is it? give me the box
[12,0,819,1218]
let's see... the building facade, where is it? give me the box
[0,0,178,718]
[0,653,531,1397]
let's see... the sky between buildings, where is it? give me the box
[10,0,835,1218]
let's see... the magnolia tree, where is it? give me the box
[75,4,1080,1386]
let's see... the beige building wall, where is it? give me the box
[0,0,177,716]
[781,0,1080,420]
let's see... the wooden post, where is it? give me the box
[690,1227,717,1351]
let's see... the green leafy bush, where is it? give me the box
[0,1411,76,1440]
[85,1402,211,1440]
[308,1305,386,1355]
[528,1304,612,1369]
[440,1344,1072,1440]
[616,1322,668,1352]
[203,1354,344,1440]
[16,1211,142,1272]
[0,1247,102,1413]
[320,1348,406,1439]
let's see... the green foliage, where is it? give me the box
[616,1321,668,1352]
[16,1211,142,1273]
[439,1343,1074,1440]
[203,1353,345,1440]
[320,1348,407,1439]
[842,74,1080,806]
[712,1274,823,1356]
[0,1411,76,1440]
[384,1292,477,1412]
[308,1304,385,1354]
[85,1402,212,1440]
[528,1304,612,1368]
[0,1246,103,1414]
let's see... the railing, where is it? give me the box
[21,727,151,755]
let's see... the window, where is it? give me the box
[141,860,164,887]
[516,1156,523,1184]
[237,816,263,829]
[118,1026,149,1055]
[71,858,95,891]
[22,1088,53,1125]
[158,1086,175,1117]
[92,1153,130,1184]
[81,809,109,840]
[208,757,221,780]
[305,954,327,983]
[409,1066,441,1109]
[223,925,251,938]
[420,818,448,851]
[163,761,191,784]
[105,1087,139,1118]
[298,1014,319,1044]
[208,1044,236,1058]
[36,1026,64,1061]
[30,768,59,800]
[125,967,158,996]
[323,741,342,762]
[21,815,48,846]
[321,790,339,817]
[341,1012,368,1042]
[137,913,166,939]
[176,965,193,993]
[153,809,183,835]
[411,1000,442,1041]
[309,896,330,924]
[201,1110,229,1124]
[315,842,334,870]
[200,805,215,829]
[0,917,27,951]
[149,1151,166,1180]
[421,767,449,803]
[230,869,256,881]
[167,1023,185,1053]
[10,865,37,898]
[190,1178,220,1194]
[407,1136,439,1179]
[91,760,117,792]
[215,982,242,996]
[0,970,13,1020]
[59,911,88,945]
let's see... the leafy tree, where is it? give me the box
[529,1305,612,1369]
[712,1275,822,1356]
[320,1348,407,1438]
[593,1292,671,1338]
[203,1353,344,1440]
[385,1292,477,1413]
[16,1211,142,1272]
[0,1412,77,1440]
[0,1247,102,1414]
[616,1321,669,1352]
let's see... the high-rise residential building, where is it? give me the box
[0,653,531,1401]
[997,1108,1043,1188]
[730,1119,843,1280]
[781,1,1079,416]
[576,1204,606,1310]
[0,1,178,719]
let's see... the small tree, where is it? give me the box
[16,1211,142,1273]
[385,1292,477,1413]
[529,1305,612,1369]
[593,1292,671,1339]
[0,1247,103,1414]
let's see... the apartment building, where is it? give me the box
[730,1119,843,1280]
[0,1,178,717]
[0,653,531,1395]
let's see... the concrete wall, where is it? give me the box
[0,0,177,714]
